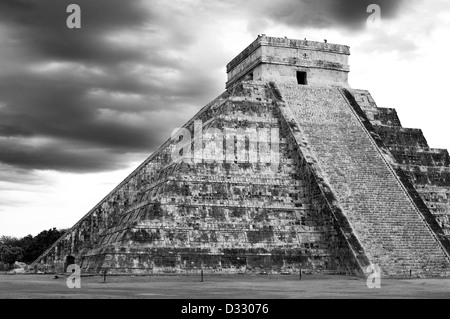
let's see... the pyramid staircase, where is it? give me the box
[273,83,450,276]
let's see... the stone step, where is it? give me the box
[276,83,450,275]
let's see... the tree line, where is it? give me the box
[0,228,67,269]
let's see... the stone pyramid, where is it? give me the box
[33,35,450,277]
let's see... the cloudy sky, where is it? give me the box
[1,0,449,238]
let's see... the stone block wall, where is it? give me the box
[34,82,360,275]
[275,83,450,277]
[349,90,450,240]
[34,81,450,277]
[226,35,350,89]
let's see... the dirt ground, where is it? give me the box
[0,273,449,299]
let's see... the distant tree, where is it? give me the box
[0,236,20,246]
[20,228,67,263]
[0,228,67,264]
[0,245,24,268]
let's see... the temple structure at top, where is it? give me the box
[226,35,350,89]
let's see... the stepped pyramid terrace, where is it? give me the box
[33,35,450,278]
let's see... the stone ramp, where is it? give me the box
[273,83,450,277]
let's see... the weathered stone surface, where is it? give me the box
[33,36,450,278]
[273,84,450,277]
[226,35,350,89]
[34,82,359,275]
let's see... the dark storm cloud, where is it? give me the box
[0,137,143,173]
[237,0,410,31]
[328,0,407,28]
[0,0,149,64]
[0,164,46,185]
[0,0,219,173]
[0,0,416,174]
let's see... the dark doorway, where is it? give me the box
[297,71,307,85]
[65,256,75,271]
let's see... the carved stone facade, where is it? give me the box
[33,36,450,277]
